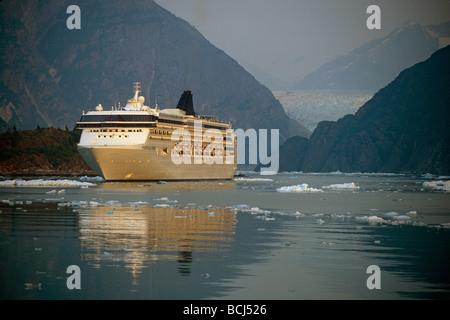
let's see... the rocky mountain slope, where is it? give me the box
[292,22,449,92]
[0,127,94,176]
[0,0,309,141]
[277,45,450,175]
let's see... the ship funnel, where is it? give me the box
[176,90,195,116]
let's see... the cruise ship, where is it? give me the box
[75,83,237,181]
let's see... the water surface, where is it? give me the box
[1,172,449,299]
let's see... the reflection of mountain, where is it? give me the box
[293,22,449,91]
[78,204,236,278]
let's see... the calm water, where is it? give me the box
[1,172,450,300]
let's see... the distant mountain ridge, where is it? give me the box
[276,45,450,175]
[0,0,309,141]
[293,22,450,92]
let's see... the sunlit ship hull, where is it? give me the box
[78,145,236,181]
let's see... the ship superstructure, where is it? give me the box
[76,83,237,180]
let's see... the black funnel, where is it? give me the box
[176,90,195,116]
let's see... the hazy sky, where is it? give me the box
[154,0,450,88]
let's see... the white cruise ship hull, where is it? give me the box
[78,144,236,181]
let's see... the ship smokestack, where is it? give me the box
[176,90,195,116]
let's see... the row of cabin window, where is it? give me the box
[89,129,143,133]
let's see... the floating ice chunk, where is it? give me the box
[406,210,417,216]
[57,202,71,207]
[384,211,398,218]
[422,180,450,191]
[46,190,57,194]
[1,179,96,188]
[367,216,385,224]
[105,200,121,207]
[276,184,322,193]
[154,197,169,201]
[250,207,264,214]
[80,176,104,182]
[24,283,42,290]
[70,200,87,207]
[234,177,273,182]
[393,215,411,221]
[355,215,386,224]
[0,180,16,187]
[154,204,171,208]
[129,201,149,206]
[58,189,65,194]
[314,213,324,217]
[294,211,305,217]
[317,218,325,224]
[322,182,359,190]
[229,204,250,211]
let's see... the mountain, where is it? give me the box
[292,22,448,92]
[276,45,450,175]
[0,0,309,141]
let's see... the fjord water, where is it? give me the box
[1,173,449,300]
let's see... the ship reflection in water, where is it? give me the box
[78,203,236,280]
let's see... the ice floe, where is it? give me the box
[276,182,359,193]
[322,182,359,190]
[80,176,104,182]
[234,177,274,182]
[276,183,323,193]
[0,179,96,188]
[422,180,450,191]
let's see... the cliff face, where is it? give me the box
[279,45,450,175]
[0,0,309,140]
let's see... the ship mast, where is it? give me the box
[133,82,141,101]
